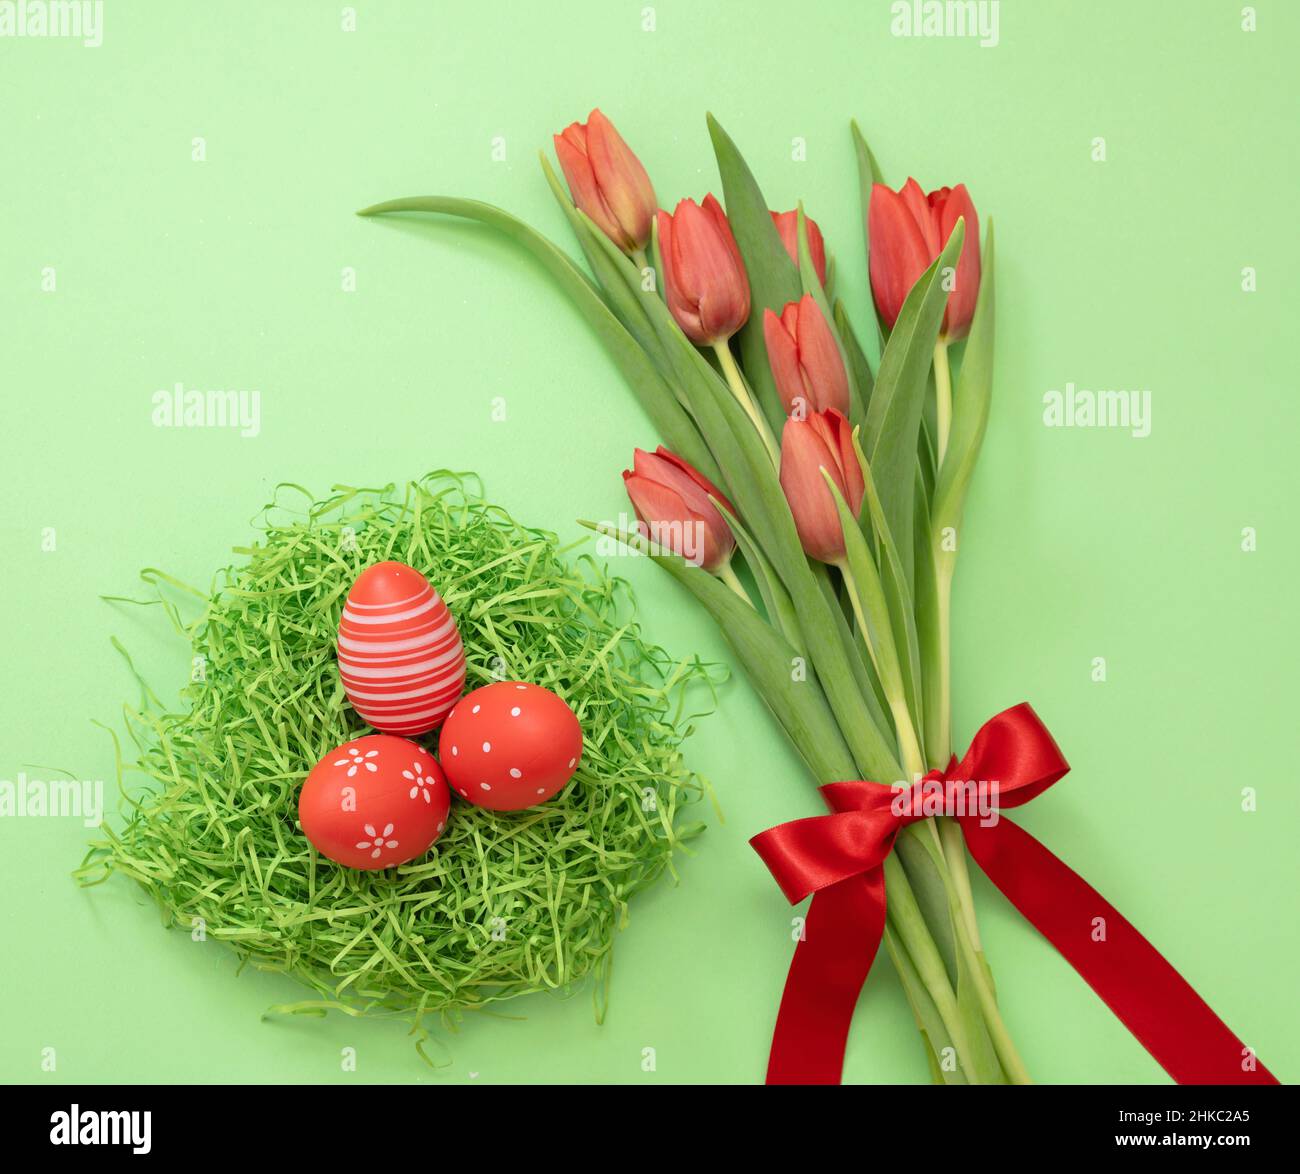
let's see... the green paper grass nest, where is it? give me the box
[79,474,718,1055]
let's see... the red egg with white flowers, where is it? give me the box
[298,734,450,869]
[439,681,583,811]
[337,561,466,735]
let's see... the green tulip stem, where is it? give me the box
[717,561,754,606]
[631,246,650,275]
[713,341,781,466]
[913,492,1024,1078]
[881,853,980,1080]
[944,857,1031,1083]
[836,555,926,780]
[934,558,954,764]
[934,340,953,468]
[940,816,982,950]
[935,551,993,1008]
[932,554,981,948]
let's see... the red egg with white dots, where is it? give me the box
[337,561,466,736]
[298,734,450,870]
[438,682,583,811]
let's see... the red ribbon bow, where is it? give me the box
[750,703,1277,1085]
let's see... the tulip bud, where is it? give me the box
[868,179,980,340]
[771,210,827,287]
[622,447,737,572]
[554,109,657,254]
[656,195,751,345]
[779,409,864,564]
[763,294,850,418]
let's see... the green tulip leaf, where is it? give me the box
[851,117,886,191]
[823,471,905,711]
[932,222,996,550]
[851,119,890,349]
[913,466,945,767]
[850,118,885,287]
[357,195,721,485]
[853,434,924,740]
[811,562,893,735]
[539,154,669,372]
[578,520,858,785]
[834,298,876,427]
[894,829,958,984]
[706,113,801,434]
[712,497,804,656]
[918,408,937,501]
[863,219,966,593]
[795,203,828,301]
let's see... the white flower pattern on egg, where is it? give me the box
[302,734,450,869]
[402,760,437,803]
[355,822,399,860]
[334,746,380,777]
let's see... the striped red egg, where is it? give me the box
[337,561,466,736]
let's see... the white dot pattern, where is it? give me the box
[437,681,583,812]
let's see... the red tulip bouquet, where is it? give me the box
[361,111,1275,1086]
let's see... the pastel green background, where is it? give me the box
[2,0,1296,1085]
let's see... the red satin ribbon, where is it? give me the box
[750,703,1277,1085]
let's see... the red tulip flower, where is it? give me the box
[771,210,827,287]
[656,195,751,345]
[763,294,850,418]
[554,109,657,254]
[623,447,737,572]
[868,179,980,340]
[779,409,864,564]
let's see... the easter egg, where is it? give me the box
[439,681,583,811]
[337,561,466,736]
[298,734,450,870]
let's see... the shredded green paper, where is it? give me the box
[77,474,719,1058]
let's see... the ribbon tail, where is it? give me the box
[963,816,1278,1085]
[766,869,887,1084]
